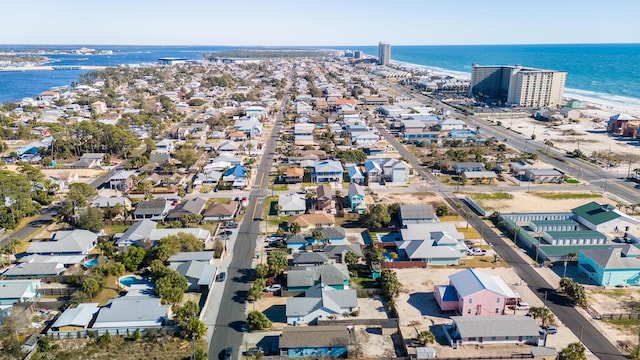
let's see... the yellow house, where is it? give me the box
[50,303,99,332]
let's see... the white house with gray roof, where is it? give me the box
[397,223,467,265]
[447,315,543,346]
[0,280,41,305]
[93,296,170,330]
[278,193,307,216]
[115,220,157,249]
[287,264,350,292]
[27,230,97,256]
[50,303,99,332]
[286,283,358,325]
[400,204,438,227]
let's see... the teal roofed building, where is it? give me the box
[578,245,640,286]
[572,201,640,233]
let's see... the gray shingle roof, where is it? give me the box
[134,199,168,215]
[116,220,157,247]
[167,251,214,263]
[165,197,206,220]
[0,280,39,300]
[322,244,362,260]
[28,230,97,255]
[287,264,349,288]
[51,303,99,329]
[400,204,435,221]
[292,252,328,265]
[280,326,350,348]
[320,227,346,240]
[581,247,640,270]
[3,263,64,277]
[93,297,170,328]
[452,315,541,338]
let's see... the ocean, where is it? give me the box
[0,44,639,108]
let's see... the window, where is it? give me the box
[495,308,499,313]
[468,298,472,304]
[467,309,471,314]
[496,298,500,303]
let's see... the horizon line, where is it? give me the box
[0,42,639,47]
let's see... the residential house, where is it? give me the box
[286,283,358,325]
[91,196,132,212]
[286,264,350,292]
[245,105,267,119]
[323,244,362,264]
[108,170,136,192]
[440,118,467,130]
[27,230,97,256]
[400,204,438,227]
[50,303,100,332]
[133,199,170,221]
[312,160,343,183]
[202,201,239,222]
[286,234,309,250]
[448,315,543,346]
[0,280,41,305]
[168,254,217,292]
[92,296,170,330]
[296,101,313,114]
[397,223,468,265]
[148,228,211,246]
[91,101,107,115]
[164,197,206,222]
[288,213,335,232]
[434,268,519,315]
[155,139,175,154]
[72,153,104,169]
[578,246,640,286]
[2,263,65,278]
[234,117,263,138]
[346,164,365,185]
[115,220,157,249]
[364,160,383,184]
[216,140,239,153]
[608,113,640,137]
[524,169,564,183]
[453,162,484,174]
[294,123,315,136]
[572,201,640,233]
[278,193,307,216]
[352,132,379,146]
[382,159,410,184]
[347,183,366,214]
[285,167,304,184]
[315,185,334,213]
[293,252,329,267]
[228,131,246,141]
[319,227,347,245]
[279,326,351,358]
[221,165,247,189]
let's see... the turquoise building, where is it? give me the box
[578,245,640,286]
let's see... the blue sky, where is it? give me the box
[1,0,639,46]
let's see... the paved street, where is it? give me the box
[369,101,627,359]
[207,90,287,359]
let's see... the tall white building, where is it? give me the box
[378,42,390,66]
[471,64,566,108]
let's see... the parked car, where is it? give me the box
[225,221,238,228]
[467,247,487,256]
[245,347,264,356]
[217,272,226,282]
[223,347,233,360]
[265,284,282,292]
[240,322,248,332]
[515,301,530,310]
[542,325,557,334]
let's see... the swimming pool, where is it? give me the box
[83,259,98,268]
[119,275,150,288]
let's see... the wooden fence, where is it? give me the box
[382,261,427,269]
[600,313,640,321]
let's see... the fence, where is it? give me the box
[317,318,398,327]
[382,261,427,269]
[37,287,79,297]
[437,355,533,360]
[464,196,488,217]
[600,313,640,321]
[355,288,384,297]
[48,326,174,339]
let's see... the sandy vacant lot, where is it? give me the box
[470,191,616,214]
[393,267,582,358]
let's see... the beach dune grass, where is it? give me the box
[465,192,513,201]
[532,192,601,200]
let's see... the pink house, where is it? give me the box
[434,268,518,316]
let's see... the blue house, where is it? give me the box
[286,264,350,292]
[346,164,365,185]
[320,227,347,245]
[347,183,366,214]
[578,245,640,286]
[286,234,308,250]
[312,160,343,183]
[280,326,350,358]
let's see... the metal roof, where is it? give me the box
[449,268,517,298]
[452,315,541,338]
[280,326,350,348]
[52,303,99,329]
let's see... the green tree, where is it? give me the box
[289,221,301,234]
[417,330,435,345]
[255,263,269,279]
[267,250,288,277]
[152,232,204,261]
[247,310,272,331]
[435,202,450,217]
[364,246,385,267]
[336,149,367,164]
[381,269,401,299]
[364,204,391,230]
[174,300,206,339]
[82,277,102,298]
[76,207,105,232]
[344,250,360,268]
[3,237,21,255]
[559,278,587,306]
[558,342,587,360]
[387,203,401,222]
[174,147,199,168]
[528,306,555,326]
[248,278,266,302]
[121,246,146,271]
[155,269,188,304]
[97,240,116,258]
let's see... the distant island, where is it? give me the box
[204,48,338,60]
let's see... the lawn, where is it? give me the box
[465,192,513,200]
[103,224,129,236]
[457,256,510,269]
[272,184,289,191]
[93,275,122,306]
[532,192,600,200]
[457,226,481,239]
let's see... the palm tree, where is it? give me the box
[513,227,521,247]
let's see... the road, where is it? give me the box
[208,90,287,359]
[368,101,627,359]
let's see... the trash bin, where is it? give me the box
[256,254,260,259]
